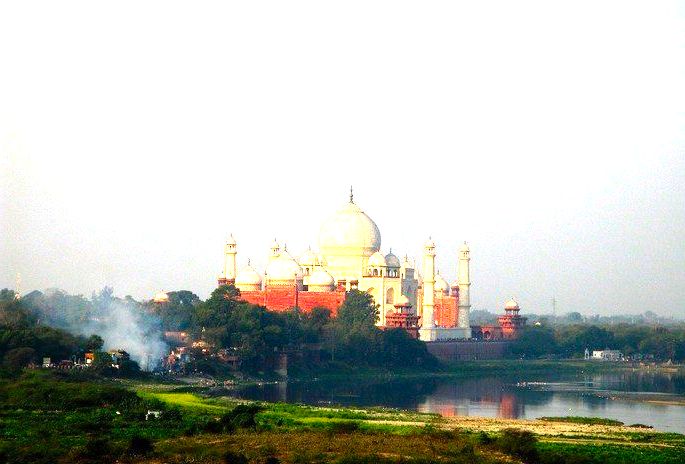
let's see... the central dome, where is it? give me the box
[319,200,381,257]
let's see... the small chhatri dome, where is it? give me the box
[266,252,303,283]
[308,268,335,287]
[299,246,318,266]
[226,234,236,246]
[236,262,262,287]
[460,241,469,252]
[425,237,436,248]
[319,193,381,258]
[434,273,449,292]
[395,294,411,307]
[153,291,169,303]
[505,298,520,310]
[385,250,401,268]
[368,251,387,267]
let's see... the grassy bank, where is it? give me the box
[137,385,685,464]
[2,370,684,463]
[284,359,638,384]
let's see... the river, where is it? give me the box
[227,369,685,433]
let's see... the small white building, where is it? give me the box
[591,349,623,361]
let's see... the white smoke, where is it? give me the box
[29,288,169,370]
[91,300,168,371]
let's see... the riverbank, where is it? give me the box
[285,359,683,382]
[139,385,685,463]
[2,369,683,463]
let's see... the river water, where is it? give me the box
[228,370,685,433]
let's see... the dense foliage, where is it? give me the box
[0,291,100,373]
[511,323,685,361]
[191,286,437,373]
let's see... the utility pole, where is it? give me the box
[551,297,557,320]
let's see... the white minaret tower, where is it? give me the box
[457,241,472,337]
[419,237,437,341]
[224,234,237,282]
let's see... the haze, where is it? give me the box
[1,1,684,317]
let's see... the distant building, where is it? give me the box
[216,190,473,341]
[471,299,527,340]
[591,349,623,361]
[108,349,131,368]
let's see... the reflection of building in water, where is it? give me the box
[498,393,520,419]
[417,377,524,419]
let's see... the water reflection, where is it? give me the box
[229,370,685,433]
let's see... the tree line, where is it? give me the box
[511,323,685,361]
[0,285,436,376]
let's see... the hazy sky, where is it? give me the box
[1,1,684,316]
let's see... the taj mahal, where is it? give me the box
[217,189,476,342]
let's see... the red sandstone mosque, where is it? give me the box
[211,190,525,341]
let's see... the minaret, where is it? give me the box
[224,234,237,283]
[419,238,436,341]
[457,241,472,336]
[270,238,281,260]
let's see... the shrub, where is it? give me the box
[223,450,248,464]
[495,428,539,463]
[126,435,154,456]
[327,421,360,434]
[475,431,493,445]
[220,404,263,431]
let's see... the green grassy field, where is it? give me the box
[2,370,684,463]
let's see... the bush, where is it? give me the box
[327,421,360,434]
[126,435,154,456]
[220,404,263,431]
[495,428,538,463]
[475,431,493,445]
[223,450,248,464]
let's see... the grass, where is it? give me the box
[2,370,684,463]
[539,416,625,426]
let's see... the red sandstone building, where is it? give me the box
[471,299,527,340]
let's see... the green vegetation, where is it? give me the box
[539,416,625,426]
[511,323,685,361]
[190,285,436,374]
[0,290,107,373]
[0,370,683,463]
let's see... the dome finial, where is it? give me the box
[349,185,354,203]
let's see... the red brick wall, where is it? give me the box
[434,295,458,328]
[239,287,345,316]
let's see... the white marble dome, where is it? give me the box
[434,274,449,293]
[319,200,381,257]
[153,291,169,303]
[385,251,401,268]
[308,268,335,291]
[235,264,262,290]
[299,247,318,266]
[505,298,520,310]
[368,251,387,267]
[266,251,303,284]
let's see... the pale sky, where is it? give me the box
[1,1,684,316]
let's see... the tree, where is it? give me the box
[155,290,201,331]
[336,290,379,332]
[85,334,104,351]
[510,326,557,358]
[2,347,37,371]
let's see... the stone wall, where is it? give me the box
[426,340,511,361]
